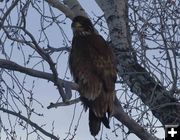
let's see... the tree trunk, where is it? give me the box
[95,0,180,125]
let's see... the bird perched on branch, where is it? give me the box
[69,16,117,136]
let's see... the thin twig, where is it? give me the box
[0,107,59,140]
[47,97,80,109]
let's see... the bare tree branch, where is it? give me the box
[0,59,78,91]
[0,0,19,28]
[47,97,80,109]
[0,107,59,140]
[0,58,158,140]
[3,25,68,101]
[113,97,161,140]
[45,0,74,19]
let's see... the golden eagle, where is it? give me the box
[69,16,117,136]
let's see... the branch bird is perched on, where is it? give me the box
[69,16,117,136]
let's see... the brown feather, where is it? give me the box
[69,16,117,136]
[89,109,101,136]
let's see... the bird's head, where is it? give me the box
[71,16,94,35]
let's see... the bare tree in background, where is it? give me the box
[0,0,179,140]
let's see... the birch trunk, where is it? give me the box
[95,0,180,125]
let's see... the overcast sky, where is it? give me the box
[0,0,165,140]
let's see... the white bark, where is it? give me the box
[63,0,88,18]
[45,0,74,19]
[95,0,180,137]
[95,0,129,49]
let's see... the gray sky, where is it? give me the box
[0,0,166,140]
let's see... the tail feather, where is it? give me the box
[89,110,110,136]
[89,109,101,136]
[101,113,110,128]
